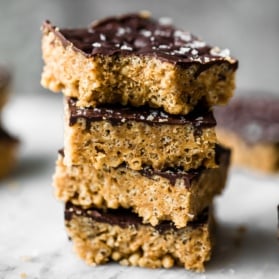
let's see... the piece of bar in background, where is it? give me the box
[215,91,279,173]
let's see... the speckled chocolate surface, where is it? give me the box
[68,98,216,129]
[43,13,238,72]
[65,202,209,232]
[215,92,279,144]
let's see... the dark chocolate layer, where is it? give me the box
[58,144,230,188]
[65,202,209,232]
[215,92,279,144]
[68,98,216,129]
[44,13,237,73]
[140,144,230,187]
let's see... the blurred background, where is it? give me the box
[0,0,278,96]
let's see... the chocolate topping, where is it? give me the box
[140,144,230,187]
[65,202,209,232]
[68,98,216,130]
[215,92,279,144]
[0,66,10,90]
[58,145,230,188]
[43,13,238,73]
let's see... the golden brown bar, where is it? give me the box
[41,13,238,115]
[65,202,214,272]
[64,98,217,171]
[54,145,230,228]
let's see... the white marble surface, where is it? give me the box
[0,95,278,279]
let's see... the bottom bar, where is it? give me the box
[65,202,214,272]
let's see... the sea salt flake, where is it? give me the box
[180,47,190,53]
[192,57,202,63]
[140,29,152,37]
[100,34,106,41]
[158,45,170,49]
[160,111,168,118]
[154,30,170,37]
[189,40,206,48]
[116,27,126,36]
[146,115,155,121]
[174,30,191,42]
[191,49,198,55]
[210,47,230,57]
[204,57,210,63]
[120,45,133,51]
[92,42,101,48]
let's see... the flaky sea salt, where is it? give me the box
[120,45,133,51]
[92,42,101,48]
[100,34,106,41]
[116,27,126,36]
[140,29,152,37]
[174,30,191,42]
[210,47,231,57]
[188,40,206,49]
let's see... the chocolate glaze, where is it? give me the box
[140,144,230,187]
[58,144,230,188]
[68,98,216,131]
[65,202,209,232]
[43,13,238,74]
[0,66,10,90]
[140,167,198,188]
[214,92,279,144]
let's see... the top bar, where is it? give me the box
[41,12,238,114]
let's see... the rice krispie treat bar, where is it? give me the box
[0,66,11,109]
[54,145,230,228]
[65,202,213,272]
[0,127,19,178]
[215,93,279,173]
[64,98,217,171]
[41,12,238,115]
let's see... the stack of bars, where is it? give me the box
[0,66,19,179]
[41,13,238,271]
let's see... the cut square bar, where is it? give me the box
[54,145,230,228]
[65,202,214,272]
[41,13,238,115]
[64,98,217,171]
[215,93,279,173]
